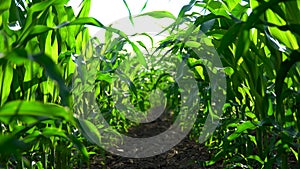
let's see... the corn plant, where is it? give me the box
[0,0,299,168]
[171,0,300,168]
[0,0,106,168]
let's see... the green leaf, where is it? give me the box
[227,121,256,141]
[194,13,222,27]
[290,147,299,161]
[5,48,29,65]
[96,73,116,84]
[76,118,101,157]
[267,97,274,116]
[62,17,105,28]
[284,1,300,25]
[68,134,89,160]
[218,23,242,53]
[247,155,264,164]
[185,41,201,48]
[0,135,27,154]
[140,32,154,47]
[136,40,148,51]
[140,0,149,12]
[130,42,147,68]
[77,0,91,18]
[248,135,257,145]
[0,101,73,122]
[206,1,231,19]
[178,1,196,19]
[74,0,92,36]
[224,0,240,11]
[224,67,234,77]
[31,53,71,106]
[137,11,176,20]
[105,28,113,45]
[18,25,53,46]
[42,127,67,138]
[266,9,299,50]
[123,0,134,25]
[29,0,55,13]
[236,28,250,61]
[9,0,26,26]
[275,51,300,119]
[0,62,13,106]
[200,19,215,33]
[31,25,53,35]
[106,26,128,40]
[195,66,205,80]
[0,0,11,15]
[250,0,259,9]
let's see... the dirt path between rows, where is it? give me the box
[85,117,223,169]
[88,137,222,169]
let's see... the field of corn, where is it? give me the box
[0,0,299,168]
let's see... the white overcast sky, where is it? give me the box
[69,0,192,35]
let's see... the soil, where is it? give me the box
[88,137,222,169]
[84,116,223,169]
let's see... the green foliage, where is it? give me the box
[178,0,300,168]
[0,0,100,168]
[0,0,299,168]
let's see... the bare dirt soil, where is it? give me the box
[85,117,223,169]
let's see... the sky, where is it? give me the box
[69,0,192,35]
